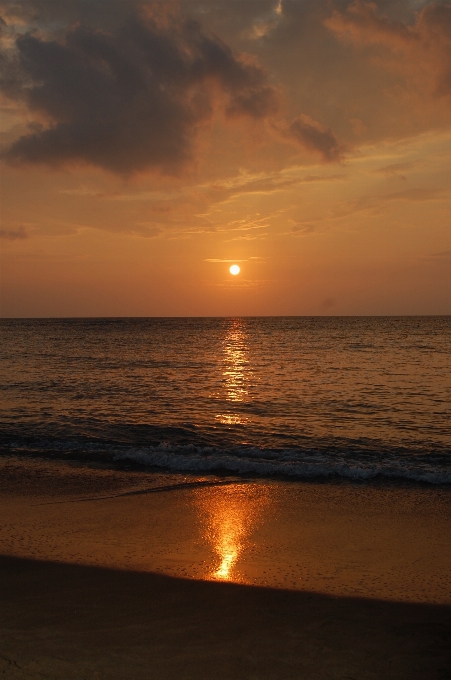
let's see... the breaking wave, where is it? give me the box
[112,443,451,484]
[2,436,450,485]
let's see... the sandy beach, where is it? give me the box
[1,456,450,679]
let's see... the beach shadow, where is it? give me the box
[0,554,450,680]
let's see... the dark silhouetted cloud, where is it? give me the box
[287,114,344,161]
[0,6,279,173]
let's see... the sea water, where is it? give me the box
[1,317,450,484]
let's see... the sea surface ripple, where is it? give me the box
[1,317,450,484]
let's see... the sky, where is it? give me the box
[1,0,450,317]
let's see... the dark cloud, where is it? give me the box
[287,114,344,161]
[0,5,279,174]
[0,0,139,28]
[0,226,28,239]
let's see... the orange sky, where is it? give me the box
[1,0,450,316]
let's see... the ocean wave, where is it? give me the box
[111,443,451,485]
[2,437,450,485]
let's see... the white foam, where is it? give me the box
[112,444,451,485]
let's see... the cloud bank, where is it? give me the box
[9,0,448,175]
[0,0,356,173]
[0,6,278,174]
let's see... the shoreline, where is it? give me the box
[1,455,450,602]
[2,450,451,489]
[1,455,450,678]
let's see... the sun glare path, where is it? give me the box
[222,320,249,404]
[195,484,269,583]
[229,264,240,275]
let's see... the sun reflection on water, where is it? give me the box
[216,319,252,426]
[214,545,238,580]
[214,413,250,426]
[200,322,268,582]
[195,483,269,582]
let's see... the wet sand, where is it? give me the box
[1,456,450,678]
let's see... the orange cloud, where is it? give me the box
[326,1,451,99]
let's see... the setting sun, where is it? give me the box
[229,264,240,276]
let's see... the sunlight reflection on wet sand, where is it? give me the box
[194,483,270,582]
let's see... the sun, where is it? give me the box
[229,264,240,276]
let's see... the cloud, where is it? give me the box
[428,249,451,258]
[0,226,28,239]
[0,5,278,174]
[286,182,447,232]
[381,187,443,202]
[325,1,414,49]
[129,223,162,238]
[372,161,413,178]
[221,0,451,147]
[225,233,267,241]
[0,0,350,173]
[199,170,304,204]
[330,186,445,219]
[209,278,270,289]
[286,114,344,162]
[198,168,346,210]
[325,1,451,99]
[205,258,248,262]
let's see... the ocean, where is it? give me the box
[1,316,450,484]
